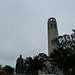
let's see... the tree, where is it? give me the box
[0,65,14,75]
[24,53,47,75]
[49,30,75,75]
[24,56,33,74]
[3,65,14,75]
[0,65,2,71]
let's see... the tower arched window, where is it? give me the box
[54,24,57,29]
[51,24,53,28]
[50,19,53,21]
[48,25,49,30]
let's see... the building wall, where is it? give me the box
[38,70,64,75]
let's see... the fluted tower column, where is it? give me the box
[48,17,58,55]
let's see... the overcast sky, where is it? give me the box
[0,0,75,67]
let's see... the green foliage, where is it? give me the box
[3,65,14,74]
[24,53,47,74]
[0,65,14,75]
[50,31,75,75]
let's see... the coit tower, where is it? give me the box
[48,17,58,55]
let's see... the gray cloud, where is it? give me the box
[0,0,75,67]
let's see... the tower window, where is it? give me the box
[48,25,49,30]
[50,19,53,21]
[51,24,53,28]
[53,19,56,21]
[54,24,57,28]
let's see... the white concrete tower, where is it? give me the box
[48,17,58,55]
